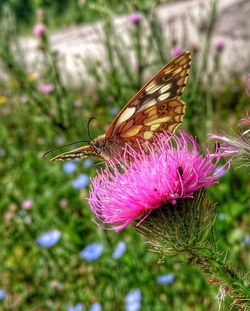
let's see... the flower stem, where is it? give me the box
[185,247,250,310]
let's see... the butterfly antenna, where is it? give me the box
[87,117,95,142]
[43,140,90,159]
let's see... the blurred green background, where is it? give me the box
[0,0,249,310]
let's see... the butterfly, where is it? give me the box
[49,51,191,162]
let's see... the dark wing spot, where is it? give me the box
[162,73,172,81]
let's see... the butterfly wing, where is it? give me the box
[49,52,191,162]
[105,51,191,145]
[50,145,101,161]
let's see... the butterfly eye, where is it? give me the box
[91,142,102,155]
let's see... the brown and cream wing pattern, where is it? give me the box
[105,51,191,143]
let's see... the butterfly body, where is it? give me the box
[50,51,191,162]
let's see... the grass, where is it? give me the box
[0,1,250,310]
[0,0,167,34]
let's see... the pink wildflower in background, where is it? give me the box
[36,8,45,19]
[246,74,250,97]
[59,198,69,208]
[211,115,250,165]
[20,95,29,104]
[38,83,54,94]
[33,24,46,37]
[170,47,183,58]
[74,99,82,109]
[22,199,33,210]
[89,132,229,231]
[37,137,46,145]
[128,12,142,24]
[211,134,240,157]
[240,114,250,126]
[214,40,225,51]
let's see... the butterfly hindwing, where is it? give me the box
[50,145,96,161]
[106,51,191,142]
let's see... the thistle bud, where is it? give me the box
[135,189,215,257]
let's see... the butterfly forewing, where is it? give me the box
[105,51,191,143]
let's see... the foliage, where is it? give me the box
[0,1,249,310]
[0,0,164,32]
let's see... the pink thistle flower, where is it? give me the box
[211,130,250,166]
[170,47,183,58]
[240,114,250,126]
[211,134,240,157]
[33,23,46,37]
[22,199,33,210]
[214,40,225,51]
[128,12,142,24]
[210,114,250,166]
[37,83,54,94]
[89,132,229,231]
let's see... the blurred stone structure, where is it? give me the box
[18,0,250,86]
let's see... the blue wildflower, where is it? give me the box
[112,241,127,260]
[125,289,142,311]
[24,215,32,225]
[0,148,6,157]
[83,159,93,168]
[67,303,84,311]
[89,302,102,311]
[36,229,61,248]
[80,243,103,261]
[217,213,225,220]
[243,235,250,246]
[72,174,89,189]
[109,106,119,116]
[55,136,64,145]
[156,273,175,285]
[0,289,6,301]
[63,162,76,174]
